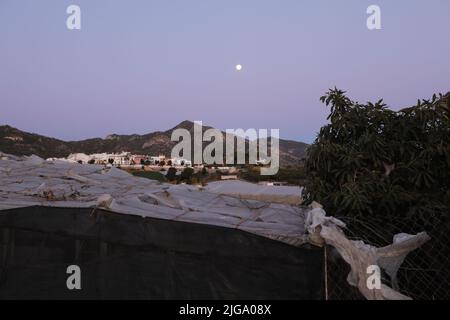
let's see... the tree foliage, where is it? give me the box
[180,167,194,182]
[304,88,450,224]
[166,167,177,181]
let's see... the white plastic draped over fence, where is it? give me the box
[305,202,430,300]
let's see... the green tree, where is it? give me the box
[304,88,450,224]
[180,167,194,182]
[166,167,177,181]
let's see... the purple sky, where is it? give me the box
[1,0,449,143]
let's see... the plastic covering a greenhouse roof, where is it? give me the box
[0,153,308,247]
[205,180,303,205]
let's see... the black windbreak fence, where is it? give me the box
[0,206,324,300]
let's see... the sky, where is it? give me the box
[0,0,449,143]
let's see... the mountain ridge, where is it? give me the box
[0,121,308,166]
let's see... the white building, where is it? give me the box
[105,152,132,166]
[171,157,192,167]
[66,152,132,166]
[149,155,166,164]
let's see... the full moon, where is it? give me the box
[235,64,243,71]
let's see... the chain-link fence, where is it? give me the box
[324,213,450,300]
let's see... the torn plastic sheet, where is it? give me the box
[305,202,430,300]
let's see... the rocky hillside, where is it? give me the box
[0,121,308,166]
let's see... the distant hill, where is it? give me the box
[0,121,309,167]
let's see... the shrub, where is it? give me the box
[166,167,177,181]
[303,88,450,223]
[180,167,194,182]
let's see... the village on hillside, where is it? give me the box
[50,152,305,188]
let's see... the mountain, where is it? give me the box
[0,122,308,166]
[0,125,72,159]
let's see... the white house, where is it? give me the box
[66,152,132,166]
[171,157,192,167]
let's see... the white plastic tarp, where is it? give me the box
[205,180,303,205]
[0,153,308,247]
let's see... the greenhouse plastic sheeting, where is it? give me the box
[0,153,308,247]
[205,180,303,205]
